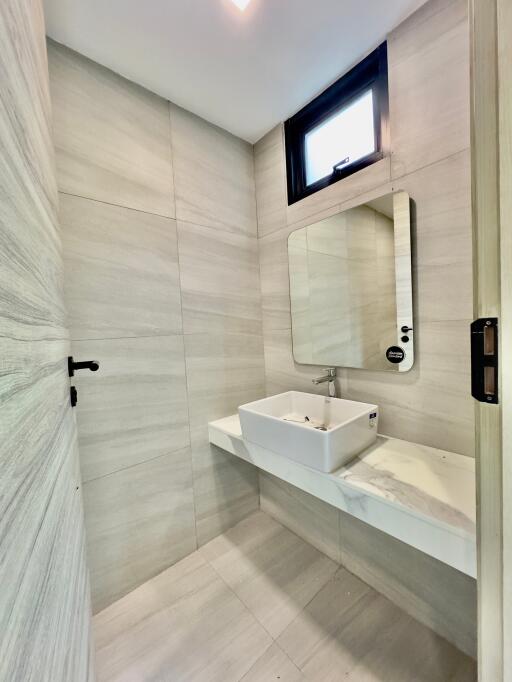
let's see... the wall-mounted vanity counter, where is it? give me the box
[208,415,476,578]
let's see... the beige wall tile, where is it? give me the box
[48,41,174,217]
[256,141,473,458]
[338,512,477,657]
[171,103,257,236]
[254,124,288,238]
[346,152,474,456]
[184,332,265,431]
[191,438,260,547]
[177,221,262,335]
[389,0,470,178]
[263,328,348,399]
[286,157,391,230]
[258,228,292,333]
[61,194,182,340]
[345,321,474,456]
[52,41,267,610]
[259,473,341,563]
[84,449,196,613]
[72,335,190,482]
[184,332,265,544]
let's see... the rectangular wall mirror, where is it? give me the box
[288,190,414,372]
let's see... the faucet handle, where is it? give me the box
[323,368,336,377]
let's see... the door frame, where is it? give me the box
[470,0,512,679]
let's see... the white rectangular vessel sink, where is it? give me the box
[238,391,378,473]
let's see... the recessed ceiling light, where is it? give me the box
[231,0,252,10]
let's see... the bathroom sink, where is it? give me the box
[238,391,378,473]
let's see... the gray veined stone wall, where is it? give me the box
[0,1,94,680]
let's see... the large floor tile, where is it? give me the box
[240,643,307,682]
[84,450,196,613]
[72,336,190,482]
[171,104,257,236]
[93,512,476,682]
[94,551,272,682]
[178,221,261,335]
[61,195,182,340]
[200,511,338,638]
[277,567,477,682]
[48,41,174,217]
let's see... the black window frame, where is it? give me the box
[284,43,389,206]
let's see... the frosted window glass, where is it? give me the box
[305,89,376,186]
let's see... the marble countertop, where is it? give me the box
[208,415,476,577]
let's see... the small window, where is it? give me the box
[285,43,389,205]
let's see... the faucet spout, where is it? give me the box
[312,368,337,398]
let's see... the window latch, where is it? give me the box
[333,157,350,175]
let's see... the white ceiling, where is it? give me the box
[43,0,427,143]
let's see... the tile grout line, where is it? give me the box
[200,544,279,645]
[238,639,306,682]
[169,100,200,554]
[257,144,470,243]
[82,446,191,485]
[200,510,339,643]
[57,191,259,242]
[71,330,267,344]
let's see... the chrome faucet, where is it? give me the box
[312,368,337,398]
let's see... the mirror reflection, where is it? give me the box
[288,191,414,372]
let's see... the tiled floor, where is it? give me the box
[94,511,477,682]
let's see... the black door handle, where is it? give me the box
[68,356,100,377]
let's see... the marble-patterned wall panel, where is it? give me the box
[259,473,341,563]
[48,41,174,218]
[61,194,182,339]
[171,103,257,236]
[254,124,288,238]
[177,221,262,335]
[0,2,93,678]
[339,511,477,658]
[83,447,196,613]
[184,332,265,544]
[389,0,470,178]
[72,335,190,482]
